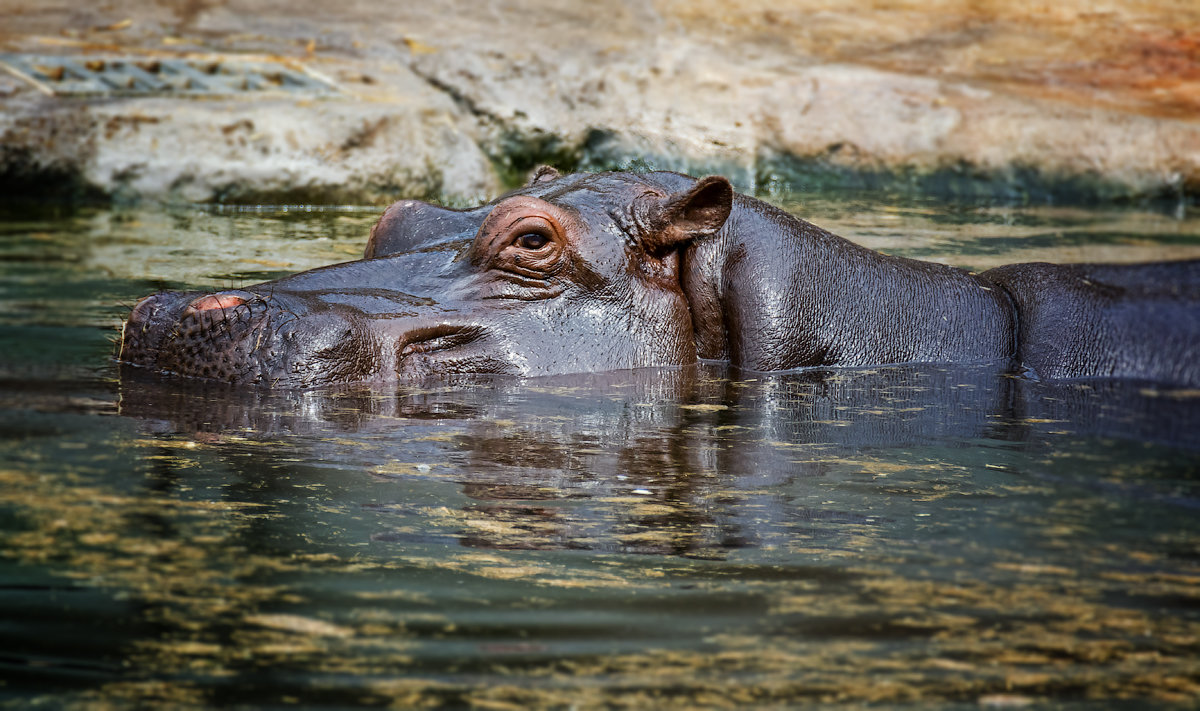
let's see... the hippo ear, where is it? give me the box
[639,176,733,253]
[526,165,560,186]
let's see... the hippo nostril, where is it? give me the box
[188,293,247,312]
[130,294,157,316]
[120,291,198,367]
[127,292,176,327]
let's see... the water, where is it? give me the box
[1,197,1199,709]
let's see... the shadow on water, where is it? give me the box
[3,362,1196,707]
[113,362,1200,556]
[1,200,1199,708]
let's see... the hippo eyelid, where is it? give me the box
[503,216,559,244]
[497,220,563,267]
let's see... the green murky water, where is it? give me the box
[1,196,1199,709]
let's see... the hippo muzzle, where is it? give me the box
[123,289,421,386]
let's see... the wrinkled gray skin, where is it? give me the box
[120,169,1200,387]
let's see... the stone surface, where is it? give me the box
[1,0,1198,204]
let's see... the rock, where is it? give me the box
[0,62,498,205]
[0,0,1197,204]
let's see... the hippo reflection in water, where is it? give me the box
[119,168,1200,388]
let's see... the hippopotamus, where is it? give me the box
[119,168,1200,388]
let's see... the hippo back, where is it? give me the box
[982,260,1200,385]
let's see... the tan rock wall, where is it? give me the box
[1,0,1197,203]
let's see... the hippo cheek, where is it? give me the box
[419,304,697,378]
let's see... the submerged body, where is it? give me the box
[119,169,1200,387]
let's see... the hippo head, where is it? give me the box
[118,170,733,387]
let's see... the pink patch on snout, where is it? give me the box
[188,294,246,311]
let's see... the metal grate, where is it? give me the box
[0,54,338,97]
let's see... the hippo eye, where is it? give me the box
[481,207,564,272]
[515,232,551,250]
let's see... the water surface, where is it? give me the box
[1,197,1199,709]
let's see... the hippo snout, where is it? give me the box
[118,286,517,386]
[123,290,281,383]
[120,290,381,386]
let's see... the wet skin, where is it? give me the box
[119,169,1200,388]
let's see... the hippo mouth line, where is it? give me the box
[399,324,485,358]
[394,323,523,378]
